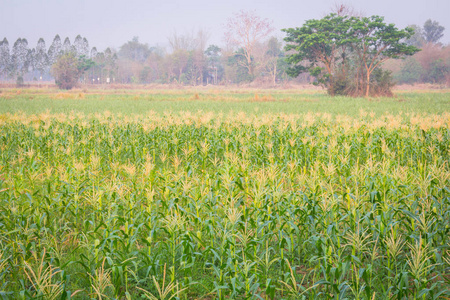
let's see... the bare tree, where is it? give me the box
[167,30,210,84]
[192,30,210,85]
[224,10,274,77]
[330,2,363,17]
[168,30,198,52]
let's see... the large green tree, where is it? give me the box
[349,16,419,96]
[283,14,353,94]
[283,14,419,97]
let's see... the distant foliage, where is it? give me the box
[0,35,108,84]
[396,57,423,84]
[0,13,445,87]
[407,19,445,48]
[394,44,450,85]
[423,19,445,44]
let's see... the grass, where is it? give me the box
[0,87,449,299]
[0,88,449,116]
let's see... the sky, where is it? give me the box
[1,0,449,51]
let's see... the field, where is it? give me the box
[0,88,449,299]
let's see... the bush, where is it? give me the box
[328,74,350,96]
[396,57,423,84]
[51,53,80,90]
[329,68,395,97]
[370,68,394,96]
[427,58,449,84]
[16,76,24,87]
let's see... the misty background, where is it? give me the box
[0,0,449,86]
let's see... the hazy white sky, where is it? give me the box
[1,0,449,51]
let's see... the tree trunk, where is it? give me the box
[365,71,371,97]
[272,63,277,85]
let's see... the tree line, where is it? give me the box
[0,35,117,85]
[0,8,447,95]
[392,19,449,85]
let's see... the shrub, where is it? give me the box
[16,76,24,87]
[427,58,449,84]
[51,53,80,90]
[371,68,395,96]
[396,57,424,84]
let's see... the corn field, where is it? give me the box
[0,110,449,299]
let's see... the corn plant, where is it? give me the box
[0,109,448,299]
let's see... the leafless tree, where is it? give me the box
[330,2,363,17]
[167,30,210,85]
[224,10,274,77]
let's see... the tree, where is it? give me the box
[62,37,72,53]
[104,47,118,79]
[283,14,354,94]
[143,48,165,83]
[225,10,274,78]
[406,24,425,47]
[205,45,223,84]
[28,48,36,75]
[225,48,253,83]
[73,35,84,56]
[191,30,210,85]
[51,52,81,89]
[48,35,62,65]
[81,38,90,57]
[119,37,152,63]
[350,16,419,97]
[265,37,286,85]
[34,38,48,76]
[169,49,189,83]
[90,47,98,59]
[166,30,210,85]
[168,31,197,52]
[11,38,30,77]
[423,19,445,44]
[0,38,11,79]
[283,14,419,97]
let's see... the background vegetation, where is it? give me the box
[0,9,448,89]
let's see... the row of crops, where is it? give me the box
[0,111,449,299]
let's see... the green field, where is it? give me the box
[1,88,449,116]
[0,88,449,299]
